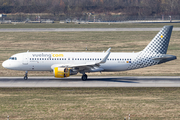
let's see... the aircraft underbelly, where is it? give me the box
[101,63,130,71]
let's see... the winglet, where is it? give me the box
[100,48,111,63]
[106,47,111,53]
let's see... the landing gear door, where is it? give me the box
[23,54,28,65]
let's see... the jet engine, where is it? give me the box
[53,67,77,78]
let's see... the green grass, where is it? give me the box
[1,22,180,28]
[0,88,180,120]
[0,31,179,77]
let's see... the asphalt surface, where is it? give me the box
[0,28,180,32]
[0,76,180,87]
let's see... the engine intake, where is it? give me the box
[54,67,77,78]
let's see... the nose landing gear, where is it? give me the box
[24,71,28,80]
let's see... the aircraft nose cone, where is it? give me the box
[2,61,8,68]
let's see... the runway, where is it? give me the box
[0,76,180,87]
[0,28,180,32]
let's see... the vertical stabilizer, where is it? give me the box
[142,26,173,54]
[127,26,175,70]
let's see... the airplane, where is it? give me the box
[2,26,177,81]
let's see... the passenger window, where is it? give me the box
[42,58,44,60]
[112,59,114,60]
[72,58,74,60]
[100,59,102,60]
[40,58,41,60]
[30,58,31,60]
[47,58,49,60]
[97,58,99,60]
[65,58,66,60]
[117,59,119,60]
[32,58,34,60]
[68,58,70,60]
[37,58,39,60]
[35,58,36,60]
[45,58,46,60]
[60,58,61,60]
[57,58,59,60]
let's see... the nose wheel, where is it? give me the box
[24,71,28,80]
[81,74,87,81]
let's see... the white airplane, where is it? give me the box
[2,26,177,80]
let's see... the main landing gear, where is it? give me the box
[24,71,28,80]
[81,74,87,81]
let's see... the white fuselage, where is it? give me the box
[2,52,139,72]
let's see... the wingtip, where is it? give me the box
[106,48,111,53]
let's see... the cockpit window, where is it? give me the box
[9,57,17,60]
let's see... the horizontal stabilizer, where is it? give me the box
[153,54,177,64]
[153,54,176,60]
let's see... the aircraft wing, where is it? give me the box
[51,48,111,72]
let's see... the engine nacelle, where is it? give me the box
[53,67,77,78]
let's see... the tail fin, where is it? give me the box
[142,26,173,54]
